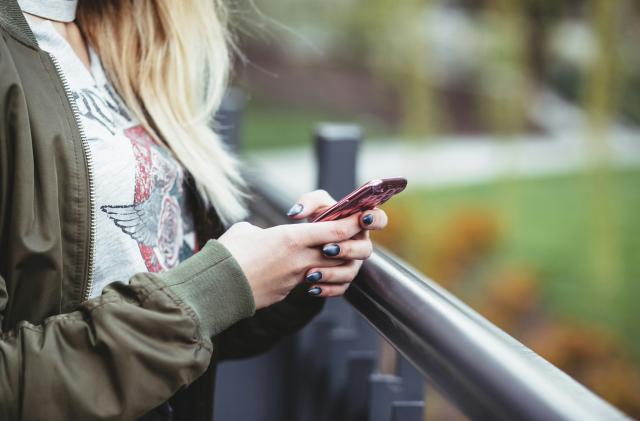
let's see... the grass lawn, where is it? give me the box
[242,100,389,150]
[382,168,640,359]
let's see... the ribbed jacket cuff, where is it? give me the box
[160,239,256,339]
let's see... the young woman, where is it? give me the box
[0,0,388,420]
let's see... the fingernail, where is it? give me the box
[322,243,340,257]
[305,271,323,282]
[362,214,374,225]
[287,203,304,217]
[307,287,322,296]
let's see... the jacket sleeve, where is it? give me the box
[216,282,325,360]
[0,239,255,421]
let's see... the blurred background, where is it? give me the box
[227,0,640,417]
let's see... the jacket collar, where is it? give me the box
[0,0,38,48]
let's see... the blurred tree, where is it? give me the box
[582,0,623,323]
[343,0,440,137]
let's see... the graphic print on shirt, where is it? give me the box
[72,83,130,136]
[73,82,197,273]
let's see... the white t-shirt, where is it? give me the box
[27,17,198,298]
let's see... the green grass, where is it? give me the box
[390,168,640,357]
[243,100,389,150]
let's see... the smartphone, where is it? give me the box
[312,177,407,222]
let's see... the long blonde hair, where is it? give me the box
[77,0,247,226]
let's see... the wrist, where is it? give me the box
[160,239,256,338]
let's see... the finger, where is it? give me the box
[286,189,336,219]
[359,208,388,231]
[294,213,364,246]
[304,261,361,284]
[300,248,348,270]
[321,238,373,260]
[352,230,369,240]
[306,282,351,298]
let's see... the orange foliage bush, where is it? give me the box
[427,209,499,288]
[528,324,640,417]
[480,268,541,332]
[375,201,640,417]
[371,200,418,257]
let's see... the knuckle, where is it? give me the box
[323,270,333,282]
[364,242,373,259]
[293,257,309,274]
[331,226,349,241]
[349,264,361,278]
[281,229,300,251]
[322,286,336,297]
[321,189,335,199]
[296,191,312,203]
[232,221,253,232]
[312,189,335,205]
[340,242,351,257]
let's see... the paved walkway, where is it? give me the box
[248,131,640,197]
[247,92,640,197]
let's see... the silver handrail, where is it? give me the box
[247,173,629,421]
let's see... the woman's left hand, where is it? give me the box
[286,189,388,297]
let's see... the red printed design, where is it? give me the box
[100,125,196,273]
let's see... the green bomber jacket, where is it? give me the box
[0,1,323,419]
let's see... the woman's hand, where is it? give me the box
[286,189,388,298]
[218,190,387,309]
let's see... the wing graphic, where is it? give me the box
[100,188,163,247]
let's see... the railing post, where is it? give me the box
[368,374,425,421]
[397,356,425,402]
[313,123,364,334]
[345,351,377,421]
[390,402,424,421]
[291,320,335,421]
[312,123,379,421]
[368,374,403,421]
[314,123,362,199]
[214,87,246,153]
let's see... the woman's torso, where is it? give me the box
[27,17,199,298]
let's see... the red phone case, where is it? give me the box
[312,177,407,222]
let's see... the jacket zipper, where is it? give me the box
[48,54,97,302]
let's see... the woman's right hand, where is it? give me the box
[218,214,366,310]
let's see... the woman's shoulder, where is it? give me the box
[0,5,40,50]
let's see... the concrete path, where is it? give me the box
[247,131,640,197]
[246,92,640,197]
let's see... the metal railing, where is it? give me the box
[213,90,629,421]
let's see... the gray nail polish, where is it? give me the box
[287,203,304,217]
[362,214,374,225]
[308,287,322,296]
[322,243,340,257]
[305,271,322,283]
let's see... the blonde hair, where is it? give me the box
[77,0,247,226]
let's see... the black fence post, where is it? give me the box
[368,374,403,421]
[313,123,363,335]
[309,123,425,421]
[314,123,362,199]
[390,402,424,421]
[214,87,246,153]
[368,374,425,421]
[345,351,377,421]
